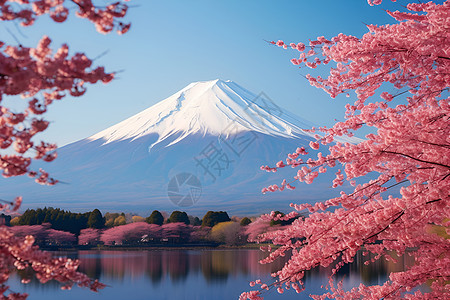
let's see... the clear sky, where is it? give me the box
[3,0,414,147]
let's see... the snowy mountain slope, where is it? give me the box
[4,79,355,215]
[88,79,317,147]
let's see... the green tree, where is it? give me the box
[35,208,44,224]
[146,210,164,225]
[168,211,189,225]
[53,211,64,230]
[104,212,119,227]
[210,221,246,246]
[190,216,201,226]
[113,215,126,226]
[132,216,145,223]
[10,217,20,226]
[16,207,90,234]
[19,209,37,225]
[240,217,252,226]
[87,209,104,229]
[0,214,11,226]
[201,211,231,227]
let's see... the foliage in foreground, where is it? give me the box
[241,1,449,299]
[0,0,130,298]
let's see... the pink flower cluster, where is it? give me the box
[2,225,104,296]
[0,1,130,298]
[0,0,130,34]
[9,223,76,244]
[0,34,116,184]
[243,1,449,299]
[98,222,194,245]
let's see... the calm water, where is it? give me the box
[9,249,417,300]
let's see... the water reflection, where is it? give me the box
[73,249,287,284]
[304,251,417,290]
[10,249,420,300]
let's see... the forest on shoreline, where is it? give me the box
[2,207,295,248]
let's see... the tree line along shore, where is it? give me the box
[1,208,295,248]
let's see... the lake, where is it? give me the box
[8,249,419,300]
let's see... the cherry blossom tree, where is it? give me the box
[78,228,101,245]
[209,221,247,246]
[46,228,76,245]
[242,1,449,299]
[0,0,130,298]
[9,223,50,245]
[189,225,210,243]
[244,217,277,242]
[10,224,76,245]
[161,222,192,243]
[100,222,162,245]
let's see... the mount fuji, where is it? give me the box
[5,79,353,215]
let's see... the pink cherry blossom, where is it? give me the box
[78,228,101,245]
[243,1,450,299]
[0,0,130,298]
[100,222,162,245]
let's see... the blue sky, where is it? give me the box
[3,0,411,147]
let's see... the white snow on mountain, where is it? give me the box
[88,79,316,148]
[2,79,357,216]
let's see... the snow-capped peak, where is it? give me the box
[88,79,315,148]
